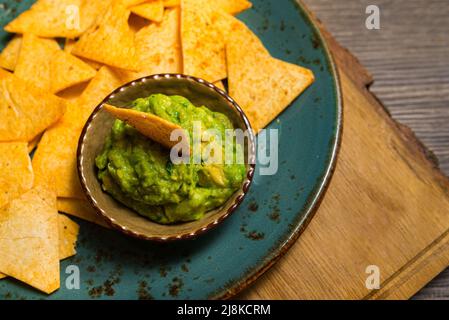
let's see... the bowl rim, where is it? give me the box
[77,73,256,242]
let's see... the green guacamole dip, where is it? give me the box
[95,94,246,224]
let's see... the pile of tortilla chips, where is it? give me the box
[0,0,314,294]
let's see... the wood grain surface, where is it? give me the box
[301,0,449,300]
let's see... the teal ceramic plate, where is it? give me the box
[0,0,342,299]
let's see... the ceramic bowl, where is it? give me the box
[77,74,256,241]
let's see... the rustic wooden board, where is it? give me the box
[239,2,449,300]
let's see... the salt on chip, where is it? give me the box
[72,2,139,71]
[58,198,110,228]
[4,0,86,39]
[0,36,22,71]
[0,186,59,294]
[226,17,314,132]
[58,214,79,260]
[0,71,66,142]
[181,0,230,82]
[50,50,97,93]
[0,142,33,208]
[215,0,252,15]
[131,0,164,22]
[14,34,60,91]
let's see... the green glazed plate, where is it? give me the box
[0,0,342,299]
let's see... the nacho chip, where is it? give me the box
[14,34,60,91]
[103,104,190,151]
[181,0,230,82]
[50,50,97,93]
[57,198,110,228]
[65,39,104,70]
[0,186,59,294]
[0,72,67,142]
[215,0,252,15]
[0,142,33,208]
[134,8,181,75]
[32,113,85,199]
[33,67,123,199]
[78,66,125,109]
[72,2,139,71]
[58,214,79,260]
[5,0,86,38]
[131,0,164,22]
[0,214,78,281]
[0,36,22,71]
[226,18,314,132]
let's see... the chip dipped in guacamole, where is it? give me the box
[95,94,247,224]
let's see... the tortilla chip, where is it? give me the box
[58,198,110,228]
[131,0,164,22]
[33,67,123,199]
[65,39,104,71]
[50,50,97,93]
[14,34,60,91]
[4,0,87,38]
[103,104,190,150]
[134,8,181,75]
[0,36,22,71]
[215,0,252,15]
[226,18,314,132]
[31,101,93,200]
[72,2,139,71]
[0,71,67,142]
[0,142,33,208]
[181,0,231,82]
[58,214,79,260]
[0,186,59,294]
[78,66,125,109]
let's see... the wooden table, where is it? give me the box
[301,0,449,300]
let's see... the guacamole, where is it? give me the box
[95,94,246,224]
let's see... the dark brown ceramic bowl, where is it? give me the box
[77,74,256,241]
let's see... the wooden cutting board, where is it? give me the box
[239,2,449,300]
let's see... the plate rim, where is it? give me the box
[211,0,344,299]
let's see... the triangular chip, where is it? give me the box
[65,39,104,71]
[0,36,22,71]
[0,71,67,142]
[50,50,97,93]
[215,0,252,15]
[122,0,149,7]
[181,0,230,82]
[226,18,314,132]
[72,2,139,71]
[5,0,86,38]
[58,214,79,260]
[33,67,124,199]
[14,34,60,91]
[0,214,79,281]
[0,186,59,294]
[131,0,164,22]
[58,198,110,228]
[135,7,181,74]
[0,142,33,208]
[103,104,190,151]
